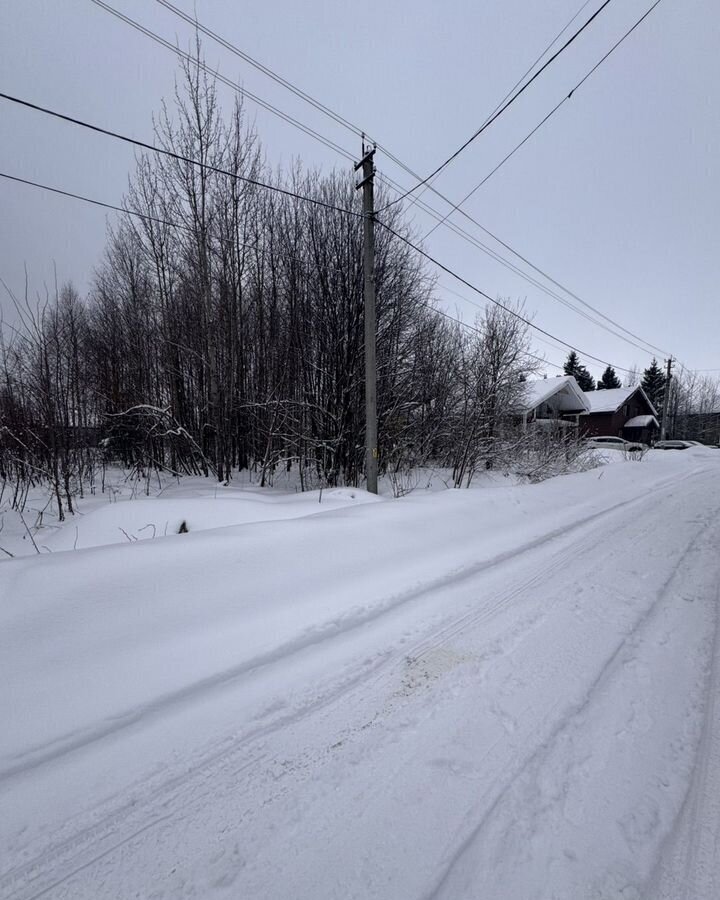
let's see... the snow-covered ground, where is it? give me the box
[1,448,720,899]
[0,470,384,558]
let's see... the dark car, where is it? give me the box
[653,440,692,450]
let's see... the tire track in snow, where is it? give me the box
[386,466,698,692]
[421,507,718,900]
[642,579,720,900]
[7,815,175,900]
[0,490,656,899]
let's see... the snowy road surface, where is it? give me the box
[1,452,720,899]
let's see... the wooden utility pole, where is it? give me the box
[660,356,673,440]
[355,141,378,494]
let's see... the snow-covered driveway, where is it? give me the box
[1,451,720,899]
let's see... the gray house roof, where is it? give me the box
[582,385,659,417]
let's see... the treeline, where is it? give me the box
[667,369,720,441]
[0,57,541,516]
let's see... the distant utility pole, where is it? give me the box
[660,356,673,440]
[355,140,378,494]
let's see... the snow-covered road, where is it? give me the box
[1,452,720,899]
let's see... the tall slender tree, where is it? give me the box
[563,351,595,391]
[641,358,665,410]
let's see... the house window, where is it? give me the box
[623,404,629,416]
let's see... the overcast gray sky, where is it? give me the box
[1,0,718,378]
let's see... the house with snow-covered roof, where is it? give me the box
[518,375,590,431]
[580,385,659,444]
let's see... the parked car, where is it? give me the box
[585,436,645,452]
[653,440,692,450]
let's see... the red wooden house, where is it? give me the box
[580,386,659,444]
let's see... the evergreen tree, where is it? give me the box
[576,367,595,391]
[597,365,622,390]
[563,351,595,391]
[641,358,665,410]
[563,351,580,378]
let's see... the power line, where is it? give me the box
[0,92,364,219]
[403,0,670,362]
[406,0,595,209]
[479,0,595,126]
[377,169,670,360]
[422,100,567,242]
[429,303,565,373]
[374,4,671,357]
[379,0,614,211]
[151,0,592,192]
[150,0,590,207]
[434,284,567,370]
[0,170,267,254]
[1,166,624,374]
[91,0,671,361]
[88,0,357,165]
[0,168,560,374]
[0,94,668,376]
[151,0,365,140]
[100,0,413,195]
[145,0,600,254]
[378,167,671,362]
[375,219,635,374]
[0,170,183,229]
[0,170,359,277]
[426,0,665,240]
[285,6,665,360]
[437,280,575,359]
[93,0,553,316]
